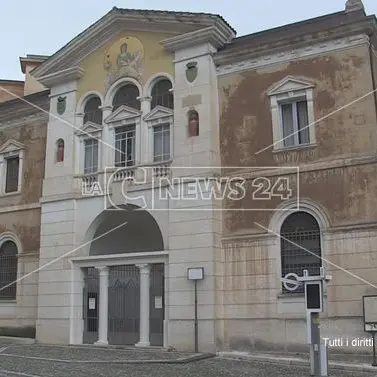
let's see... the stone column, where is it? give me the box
[74,113,85,175]
[138,96,152,165]
[95,266,109,345]
[135,263,151,347]
[99,105,113,169]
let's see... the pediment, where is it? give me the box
[267,76,315,96]
[31,8,234,79]
[143,106,173,122]
[105,105,142,124]
[75,121,102,136]
[0,139,25,154]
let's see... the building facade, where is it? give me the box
[0,87,49,337]
[1,0,377,353]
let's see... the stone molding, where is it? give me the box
[216,34,370,76]
[37,66,84,87]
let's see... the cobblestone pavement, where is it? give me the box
[0,345,376,377]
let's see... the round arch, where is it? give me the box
[144,73,174,98]
[77,91,104,114]
[268,198,330,234]
[83,204,164,257]
[104,77,143,107]
[0,232,22,254]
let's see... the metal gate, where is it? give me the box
[83,263,164,346]
[150,263,164,346]
[83,267,99,344]
[108,265,140,345]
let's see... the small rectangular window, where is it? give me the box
[5,157,20,193]
[153,123,170,162]
[280,100,309,147]
[84,139,99,174]
[114,125,136,167]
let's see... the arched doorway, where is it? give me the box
[82,205,165,347]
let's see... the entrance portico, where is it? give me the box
[69,204,168,347]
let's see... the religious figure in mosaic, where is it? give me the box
[104,37,144,88]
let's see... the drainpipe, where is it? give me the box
[368,35,377,120]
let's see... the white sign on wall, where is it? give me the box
[154,296,163,309]
[187,267,204,281]
[88,298,96,310]
[363,295,377,332]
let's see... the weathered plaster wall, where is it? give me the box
[216,43,377,353]
[0,117,47,208]
[219,44,377,168]
[0,92,48,337]
[219,44,377,234]
[0,81,24,103]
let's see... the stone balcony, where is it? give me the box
[75,160,172,197]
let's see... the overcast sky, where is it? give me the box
[1,0,376,80]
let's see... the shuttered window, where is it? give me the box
[5,157,19,193]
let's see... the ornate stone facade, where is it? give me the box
[0,1,376,354]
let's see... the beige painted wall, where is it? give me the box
[77,31,175,102]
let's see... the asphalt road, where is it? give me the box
[0,344,376,377]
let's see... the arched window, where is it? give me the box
[281,212,322,293]
[151,79,173,109]
[56,139,64,163]
[0,240,18,299]
[112,84,140,111]
[84,96,102,125]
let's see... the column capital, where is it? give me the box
[99,105,113,111]
[137,96,152,103]
[136,263,151,274]
[96,266,109,275]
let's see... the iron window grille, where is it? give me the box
[281,212,322,293]
[0,241,17,300]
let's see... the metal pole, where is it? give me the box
[194,279,198,353]
[311,312,321,376]
[372,332,377,367]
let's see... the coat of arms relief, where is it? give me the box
[104,36,144,88]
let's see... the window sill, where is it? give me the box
[0,300,17,304]
[277,292,328,299]
[277,292,304,299]
[273,143,317,154]
[0,191,21,198]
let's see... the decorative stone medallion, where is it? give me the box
[186,61,198,83]
[57,96,66,115]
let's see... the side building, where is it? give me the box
[0,57,48,337]
[217,1,377,352]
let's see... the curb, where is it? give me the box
[0,351,215,365]
[0,337,35,345]
[218,352,377,373]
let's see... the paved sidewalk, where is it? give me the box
[0,344,376,377]
[218,350,377,373]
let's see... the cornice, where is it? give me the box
[37,66,85,87]
[161,25,234,52]
[32,10,234,79]
[216,33,370,76]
